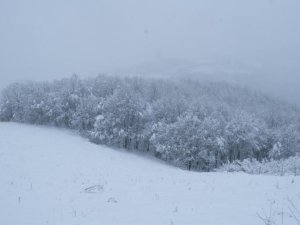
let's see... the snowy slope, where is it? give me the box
[0,122,299,225]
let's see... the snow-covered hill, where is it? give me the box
[0,122,299,225]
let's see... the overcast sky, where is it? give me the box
[0,0,300,103]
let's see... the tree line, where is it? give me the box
[1,74,299,171]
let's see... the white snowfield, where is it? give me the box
[0,123,299,225]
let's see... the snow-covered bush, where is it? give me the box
[217,156,300,176]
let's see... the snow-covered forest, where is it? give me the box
[1,74,299,171]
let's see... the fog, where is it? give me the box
[0,0,300,104]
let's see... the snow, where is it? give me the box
[0,122,299,225]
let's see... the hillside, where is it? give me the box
[0,122,299,225]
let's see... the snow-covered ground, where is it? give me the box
[0,122,299,225]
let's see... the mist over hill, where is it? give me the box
[1,0,299,105]
[113,58,300,106]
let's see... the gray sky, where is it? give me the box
[0,0,300,103]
